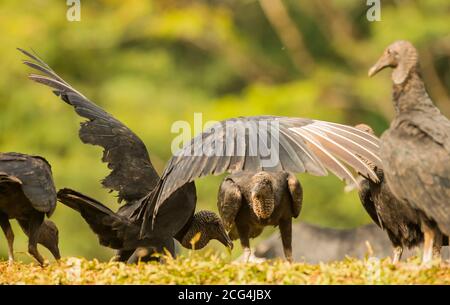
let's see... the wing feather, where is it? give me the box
[20,49,159,203]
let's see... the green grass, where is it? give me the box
[1,253,449,284]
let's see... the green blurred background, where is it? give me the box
[0,0,449,261]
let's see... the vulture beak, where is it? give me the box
[218,228,234,251]
[52,247,61,261]
[368,52,395,77]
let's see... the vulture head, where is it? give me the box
[368,40,419,85]
[181,210,233,250]
[250,172,275,220]
[38,220,61,260]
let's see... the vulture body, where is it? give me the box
[0,152,60,265]
[369,40,450,264]
[218,171,302,261]
[355,125,424,263]
[19,49,232,262]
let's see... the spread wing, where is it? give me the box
[217,177,243,231]
[0,153,56,215]
[157,117,380,211]
[286,173,302,218]
[140,116,381,233]
[19,48,159,204]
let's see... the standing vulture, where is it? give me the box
[355,124,424,263]
[19,49,233,263]
[218,171,302,262]
[369,40,450,264]
[0,152,60,265]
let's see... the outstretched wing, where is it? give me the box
[0,153,56,216]
[146,116,381,223]
[19,48,160,204]
[286,173,302,218]
[217,177,243,231]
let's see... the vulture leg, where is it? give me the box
[0,213,14,265]
[432,230,443,260]
[279,218,293,262]
[127,247,152,264]
[114,249,134,262]
[421,221,435,265]
[26,213,45,266]
[236,221,251,262]
[392,246,403,264]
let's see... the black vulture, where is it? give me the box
[19,49,233,263]
[218,171,301,262]
[369,40,450,264]
[0,152,60,265]
[355,124,424,263]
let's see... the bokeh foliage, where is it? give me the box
[0,0,449,261]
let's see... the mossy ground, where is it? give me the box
[1,252,449,284]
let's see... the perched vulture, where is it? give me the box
[19,49,232,263]
[0,152,60,265]
[369,40,450,264]
[218,171,302,262]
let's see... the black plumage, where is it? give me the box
[0,152,60,265]
[369,40,450,264]
[355,124,423,263]
[19,49,232,262]
[218,171,302,262]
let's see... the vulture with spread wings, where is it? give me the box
[141,117,382,236]
[20,49,233,263]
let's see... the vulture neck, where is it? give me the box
[175,216,208,250]
[392,69,438,115]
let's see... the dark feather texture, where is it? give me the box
[217,171,302,261]
[19,48,159,204]
[0,152,59,265]
[20,49,232,261]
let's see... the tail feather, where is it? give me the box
[57,188,134,249]
[57,188,115,216]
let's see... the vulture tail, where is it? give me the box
[57,188,115,216]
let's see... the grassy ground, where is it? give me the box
[1,253,449,284]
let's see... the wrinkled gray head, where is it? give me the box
[181,210,233,251]
[368,40,419,84]
[250,172,275,219]
[38,220,60,260]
